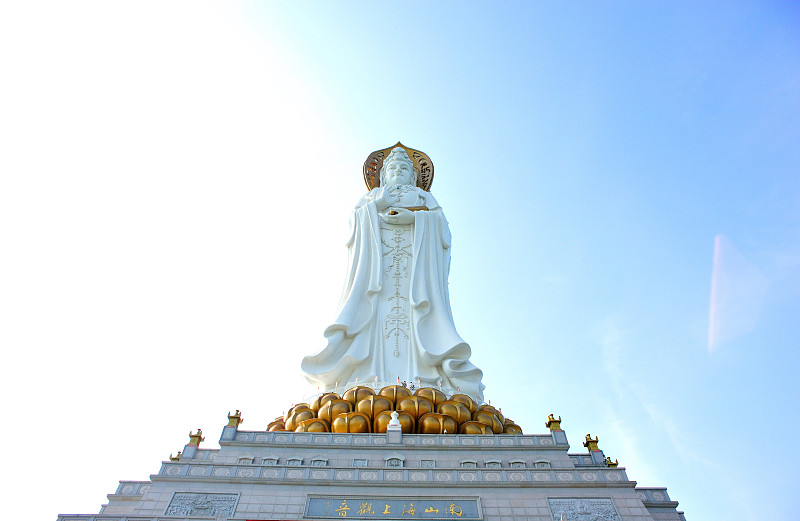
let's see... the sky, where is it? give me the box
[1,1,798,520]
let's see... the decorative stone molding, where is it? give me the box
[484,459,501,469]
[237,467,256,478]
[410,471,427,481]
[385,470,404,481]
[384,453,405,468]
[189,466,210,477]
[335,470,353,480]
[310,456,328,467]
[157,462,631,485]
[636,488,672,503]
[434,472,452,482]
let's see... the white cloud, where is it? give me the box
[707,234,769,353]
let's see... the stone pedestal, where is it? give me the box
[57,422,685,521]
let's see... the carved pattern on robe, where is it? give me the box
[382,226,412,357]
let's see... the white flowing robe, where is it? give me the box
[301,186,485,401]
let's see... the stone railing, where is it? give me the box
[223,431,559,448]
[156,462,630,485]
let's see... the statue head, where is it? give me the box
[380,147,417,187]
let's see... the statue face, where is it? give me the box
[383,160,415,186]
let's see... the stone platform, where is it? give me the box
[56,417,685,521]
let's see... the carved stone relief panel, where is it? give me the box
[547,498,620,521]
[164,493,238,518]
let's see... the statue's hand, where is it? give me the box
[381,207,415,225]
[374,189,401,211]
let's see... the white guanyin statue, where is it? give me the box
[301,145,485,401]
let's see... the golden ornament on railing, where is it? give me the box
[437,400,472,426]
[227,410,243,427]
[472,410,503,434]
[355,395,393,419]
[284,407,314,431]
[449,394,477,414]
[311,393,340,413]
[397,396,434,420]
[379,385,412,405]
[318,399,353,424]
[459,421,492,434]
[332,412,372,433]
[374,410,415,433]
[415,387,446,407]
[418,412,458,434]
[583,434,599,452]
[295,418,330,433]
[342,386,375,405]
[477,404,504,424]
[545,414,562,431]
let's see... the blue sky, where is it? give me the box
[1,2,798,520]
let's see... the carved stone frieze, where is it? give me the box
[385,471,403,481]
[189,466,209,476]
[164,492,238,518]
[547,498,620,521]
[361,471,378,480]
[483,472,501,482]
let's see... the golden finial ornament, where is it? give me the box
[169,451,182,461]
[546,414,562,431]
[583,434,599,451]
[227,410,243,427]
[605,457,618,467]
[189,429,204,446]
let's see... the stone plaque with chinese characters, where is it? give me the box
[305,496,481,520]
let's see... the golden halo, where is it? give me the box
[363,142,434,192]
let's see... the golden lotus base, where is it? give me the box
[267,385,523,435]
